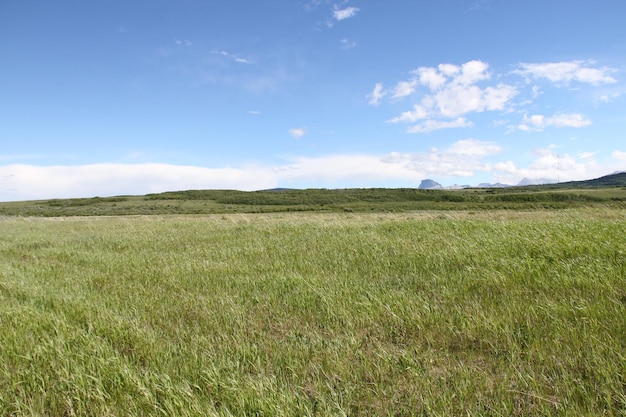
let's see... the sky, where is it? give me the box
[1,0,625,201]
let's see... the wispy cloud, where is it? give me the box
[307,2,360,29]
[518,113,592,132]
[289,128,307,138]
[340,38,356,49]
[367,83,386,106]
[175,39,192,47]
[598,91,622,104]
[175,48,289,93]
[406,118,473,134]
[466,0,497,12]
[333,6,359,21]
[212,50,253,64]
[303,0,326,12]
[391,80,419,100]
[514,60,617,86]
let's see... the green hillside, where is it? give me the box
[552,172,626,188]
[1,173,625,217]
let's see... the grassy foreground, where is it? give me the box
[1,209,625,416]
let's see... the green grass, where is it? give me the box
[1,209,625,415]
[1,186,625,216]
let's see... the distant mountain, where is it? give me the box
[258,188,295,192]
[417,172,626,191]
[261,172,626,195]
[517,177,557,186]
[418,179,443,189]
[554,172,626,187]
[477,182,510,188]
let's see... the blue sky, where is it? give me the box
[1,0,625,201]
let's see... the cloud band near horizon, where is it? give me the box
[2,141,624,201]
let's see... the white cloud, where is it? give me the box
[391,80,419,99]
[0,164,277,202]
[434,83,517,117]
[492,147,608,184]
[514,60,617,85]
[2,144,621,201]
[374,59,617,135]
[598,91,623,104]
[517,114,545,131]
[381,142,619,186]
[278,151,626,187]
[577,151,596,160]
[383,61,518,133]
[368,83,386,106]
[406,118,473,134]
[448,139,501,156]
[494,160,517,174]
[381,139,501,177]
[412,67,447,90]
[0,155,419,201]
[289,128,307,138]
[438,63,460,77]
[613,150,626,162]
[333,6,359,21]
[0,142,500,201]
[387,104,431,124]
[531,85,542,99]
[518,113,592,131]
[274,154,416,185]
[549,113,593,128]
[455,60,491,85]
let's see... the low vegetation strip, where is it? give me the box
[0,186,625,216]
[1,210,625,415]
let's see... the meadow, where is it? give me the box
[1,184,625,216]
[1,209,625,416]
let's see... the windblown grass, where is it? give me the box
[1,209,625,416]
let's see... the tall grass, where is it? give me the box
[1,209,625,416]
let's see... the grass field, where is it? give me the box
[1,209,625,416]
